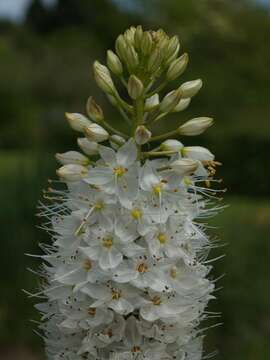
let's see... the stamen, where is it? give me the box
[131,208,142,220]
[83,259,92,271]
[137,263,148,273]
[88,307,96,316]
[111,289,121,300]
[151,296,162,305]
[157,232,167,244]
[102,237,113,248]
[113,167,127,177]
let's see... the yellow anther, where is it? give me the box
[94,201,104,210]
[88,307,96,316]
[113,167,127,177]
[111,290,121,300]
[183,176,192,186]
[170,267,177,279]
[157,232,167,244]
[151,296,162,305]
[83,259,92,271]
[131,208,142,220]
[153,184,162,195]
[102,237,113,248]
[131,346,141,353]
[137,263,148,273]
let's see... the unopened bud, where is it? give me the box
[110,135,126,149]
[84,123,109,142]
[160,89,182,113]
[160,139,184,152]
[180,79,202,98]
[134,25,143,50]
[107,50,123,76]
[145,94,159,112]
[182,146,214,161]
[165,35,180,59]
[173,98,191,112]
[125,45,139,71]
[56,151,89,166]
[128,75,144,100]
[141,32,153,56]
[115,34,127,61]
[166,53,189,81]
[65,112,92,132]
[148,48,163,73]
[135,125,152,145]
[170,158,199,175]
[178,117,214,136]
[56,164,88,182]
[124,27,136,46]
[93,61,116,95]
[86,97,104,122]
[77,138,99,156]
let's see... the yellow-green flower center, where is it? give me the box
[102,237,113,248]
[113,167,127,177]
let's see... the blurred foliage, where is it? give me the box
[0,0,269,359]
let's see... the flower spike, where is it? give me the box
[32,26,223,360]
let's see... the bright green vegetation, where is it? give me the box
[0,153,269,359]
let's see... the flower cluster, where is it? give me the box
[33,26,223,360]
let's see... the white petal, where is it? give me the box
[84,167,112,185]
[109,298,134,315]
[99,145,117,165]
[116,138,137,167]
[140,162,159,191]
[99,248,123,270]
[140,304,159,321]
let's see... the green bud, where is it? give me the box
[160,89,182,113]
[166,35,180,59]
[107,50,123,76]
[115,34,127,61]
[125,45,139,72]
[124,27,136,46]
[180,79,203,98]
[148,48,163,73]
[128,75,144,100]
[93,61,116,95]
[141,32,153,56]
[134,25,143,50]
[86,97,104,123]
[166,53,189,81]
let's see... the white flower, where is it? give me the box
[84,139,139,207]
[80,217,142,271]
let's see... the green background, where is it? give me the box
[0,0,270,359]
